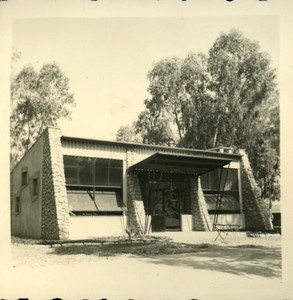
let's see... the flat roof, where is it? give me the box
[61,135,242,160]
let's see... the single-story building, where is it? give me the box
[10,127,273,240]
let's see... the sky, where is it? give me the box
[12,16,280,141]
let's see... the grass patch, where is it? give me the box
[52,241,218,257]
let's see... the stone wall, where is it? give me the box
[41,127,70,240]
[239,150,273,230]
[190,176,212,231]
[126,172,146,235]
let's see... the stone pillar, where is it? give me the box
[190,176,212,231]
[127,172,146,235]
[239,150,273,231]
[41,127,70,240]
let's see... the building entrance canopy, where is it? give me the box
[128,152,233,176]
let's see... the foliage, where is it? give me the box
[10,63,75,168]
[145,57,185,141]
[135,110,175,146]
[116,123,142,143]
[119,29,279,200]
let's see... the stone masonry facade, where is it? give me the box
[190,176,212,231]
[41,127,70,240]
[127,172,146,235]
[239,150,273,231]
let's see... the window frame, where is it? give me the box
[63,155,125,216]
[63,156,123,188]
[33,178,38,196]
[21,168,28,187]
[15,196,21,214]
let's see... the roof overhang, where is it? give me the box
[128,152,233,176]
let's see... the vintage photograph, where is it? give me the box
[1,1,292,299]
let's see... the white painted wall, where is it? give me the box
[209,214,242,227]
[181,214,193,231]
[69,216,126,239]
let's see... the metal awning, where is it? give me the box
[67,190,126,212]
[67,190,97,211]
[205,194,240,211]
[95,191,125,211]
[128,152,233,176]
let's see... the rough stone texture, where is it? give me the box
[239,150,273,231]
[126,148,137,169]
[190,176,212,231]
[41,127,70,240]
[127,172,146,235]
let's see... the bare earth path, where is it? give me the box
[1,232,289,300]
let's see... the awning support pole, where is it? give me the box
[212,163,231,230]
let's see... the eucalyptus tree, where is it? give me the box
[119,29,280,199]
[10,63,75,167]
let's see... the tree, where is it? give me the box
[205,30,279,200]
[145,57,185,142]
[179,53,215,149]
[116,123,142,143]
[135,110,175,146]
[246,92,280,200]
[130,29,279,200]
[206,29,276,148]
[10,63,75,167]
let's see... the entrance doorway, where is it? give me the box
[150,186,184,232]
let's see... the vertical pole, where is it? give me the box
[213,163,230,230]
[237,167,244,228]
[93,158,96,202]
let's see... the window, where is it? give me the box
[21,170,28,186]
[201,168,239,191]
[63,156,123,187]
[201,168,240,214]
[67,190,126,216]
[15,196,21,214]
[204,194,240,214]
[63,156,124,216]
[32,178,38,196]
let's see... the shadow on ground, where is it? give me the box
[51,241,281,279]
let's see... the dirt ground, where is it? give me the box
[1,232,290,300]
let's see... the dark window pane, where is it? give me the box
[209,169,220,190]
[79,158,93,185]
[64,156,123,188]
[201,168,238,191]
[109,160,123,186]
[65,167,79,184]
[16,196,20,213]
[222,169,239,191]
[22,171,28,186]
[32,178,38,196]
[64,156,79,184]
[200,173,209,190]
[95,159,109,186]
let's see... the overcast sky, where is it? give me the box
[12,16,279,141]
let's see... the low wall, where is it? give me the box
[69,216,126,239]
